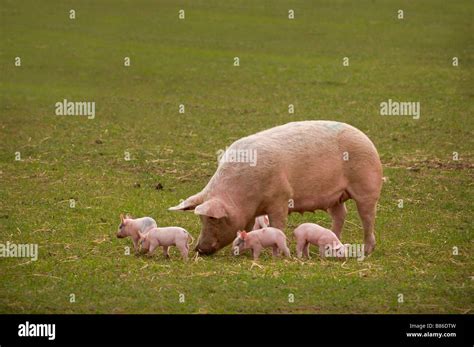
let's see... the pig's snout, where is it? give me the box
[116,232,125,239]
[195,246,217,255]
[194,243,217,255]
[195,229,224,255]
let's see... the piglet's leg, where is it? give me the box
[295,240,304,258]
[162,246,170,258]
[148,242,159,255]
[132,238,139,253]
[272,245,279,257]
[178,244,189,261]
[303,242,310,259]
[276,238,291,258]
[252,246,263,261]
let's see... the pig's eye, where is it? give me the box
[119,223,125,229]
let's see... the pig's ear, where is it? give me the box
[169,193,204,212]
[240,231,247,239]
[120,213,124,222]
[194,199,228,219]
[236,231,241,237]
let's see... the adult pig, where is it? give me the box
[169,121,383,255]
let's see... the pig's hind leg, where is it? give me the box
[245,219,256,232]
[177,241,189,261]
[272,245,280,257]
[355,199,377,255]
[348,166,382,255]
[282,245,291,258]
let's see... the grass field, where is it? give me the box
[0,0,473,314]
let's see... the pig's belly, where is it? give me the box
[290,185,349,212]
[284,157,348,212]
[260,239,278,247]
[158,237,177,247]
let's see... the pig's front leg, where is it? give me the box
[295,239,305,258]
[162,246,170,258]
[252,245,263,260]
[245,220,256,232]
[131,238,139,252]
[267,204,288,230]
[328,202,347,239]
[177,244,189,261]
[148,241,159,255]
[354,198,378,255]
[302,243,310,259]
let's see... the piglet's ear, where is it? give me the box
[240,231,247,239]
[236,231,241,237]
[194,198,228,219]
[120,214,124,223]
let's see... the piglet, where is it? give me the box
[293,223,346,259]
[252,215,270,230]
[232,227,291,260]
[116,214,157,251]
[139,227,193,260]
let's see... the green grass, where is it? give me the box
[0,0,473,313]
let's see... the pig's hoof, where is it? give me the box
[364,242,376,255]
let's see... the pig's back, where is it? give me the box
[294,223,332,241]
[259,227,286,242]
[152,227,188,245]
[233,121,376,161]
[157,227,187,235]
[206,121,382,211]
[137,217,158,232]
[225,120,380,181]
[294,222,327,235]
